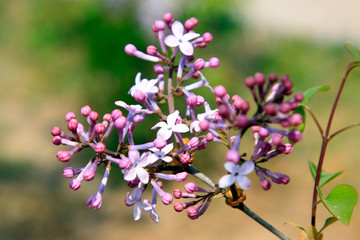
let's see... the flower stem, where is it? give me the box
[233,203,291,240]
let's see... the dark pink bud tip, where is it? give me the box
[111,109,123,120]
[103,113,112,122]
[206,132,214,142]
[161,193,173,205]
[279,102,291,114]
[83,169,95,181]
[81,105,92,117]
[94,142,105,154]
[173,189,182,199]
[163,12,173,23]
[63,167,75,178]
[180,153,191,164]
[186,94,198,106]
[214,85,227,98]
[187,207,198,219]
[194,58,205,71]
[65,112,76,122]
[268,73,278,83]
[294,92,304,102]
[147,45,157,56]
[56,151,71,162]
[185,182,197,193]
[51,126,61,136]
[254,72,266,85]
[288,129,302,142]
[209,57,220,68]
[89,111,99,122]
[124,44,137,55]
[154,20,166,31]
[69,179,81,190]
[236,115,250,128]
[261,179,271,190]
[94,123,106,135]
[52,136,62,145]
[203,32,213,43]
[119,157,131,169]
[245,76,256,88]
[264,104,277,116]
[67,119,78,132]
[199,120,209,131]
[174,202,184,212]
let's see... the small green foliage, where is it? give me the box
[345,42,360,60]
[318,185,358,226]
[309,161,343,187]
[301,85,329,106]
[318,217,338,234]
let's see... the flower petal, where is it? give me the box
[236,176,252,190]
[164,35,179,47]
[147,154,159,164]
[136,167,149,184]
[151,121,168,130]
[124,168,137,181]
[133,204,142,221]
[239,161,255,175]
[179,41,194,56]
[128,149,140,164]
[161,156,173,163]
[162,143,174,154]
[172,124,189,133]
[135,72,141,84]
[171,21,184,39]
[166,110,179,127]
[182,32,200,42]
[219,174,235,188]
[115,100,128,108]
[157,127,172,140]
[224,161,236,173]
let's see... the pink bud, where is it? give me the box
[187,207,198,219]
[94,123,106,135]
[56,151,71,162]
[180,153,191,164]
[294,92,304,102]
[289,113,303,127]
[52,136,62,145]
[119,157,131,169]
[259,128,269,138]
[279,102,291,114]
[65,112,76,122]
[153,137,167,150]
[268,73,278,83]
[94,142,105,154]
[270,133,283,146]
[83,169,95,181]
[153,64,164,74]
[199,120,209,131]
[124,44,137,55]
[194,58,205,70]
[89,111,99,122]
[81,105,91,117]
[252,126,261,133]
[236,115,250,128]
[264,103,277,115]
[261,179,271,190]
[205,132,214,142]
[196,95,205,106]
[111,109,123,120]
[154,20,165,31]
[226,150,240,163]
[214,85,227,98]
[63,167,75,178]
[284,143,293,154]
[288,129,302,142]
[175,172,188,181]
[203,32,213,43]
[115,116,127,129]
[185,182,197,193]
[133,90,146,102]
[161,192,173,205]
[103,113,112,122]
[51,126,61,136]
[254,72,266,85]
[209,57,220,68]
[147,45,157,56]
[189,137,199,148]
[69,179,81,190]
[173,189,182,199]
[245,76,256,88]
[186,94,198,106]
[174,202,184,212]
[133,115,144,123]
[163,12,173,23]
[67,119,78,131]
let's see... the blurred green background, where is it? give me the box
[1,0,360,239]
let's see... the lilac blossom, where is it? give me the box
[148,143,174,163]
[151,110,189,140]
[218,161,255,190]
[129,72,159,97]
[164,21,200,56]
[124,149,152,184]
[126,187,152,221]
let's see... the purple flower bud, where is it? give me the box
[245,76,256,88]
[111,109,122,120]
[236,115,250,128]
[264,103,277,115]
[94,142,105,154]
[63,167,75,178]
[194,58,205,70]
[294,92,304,102]
[69,179,81,190]
[260,142,272,153]
[154,20,165,31]
[189,137,199,148]
[124,44,137,55]
[94,123,105,135]
[226,150,240,163]
[89,111,99,122]
[261,179,271,190]
[289,113,303,127]
[133,90,146,102]
[214,85,227,98]
[185,182,197,193]
[209,57,219,68]
[52,136,62,145]
[284,143,293,154]
[127,178,140,188]
[81,105,91,117]
[51,126,61,136]
[133,114,144,123]
[196,95,205,106]
[83,169,95,181]
[65,112,76,122]
[270,133,283,146]
[206,132,214,142]
[173,189,182,199]
[115,116,127,129]
[103,113,112,122]
[175,172,188,181]
[56,151,71,162]
[153,137,166,150]
[187,207,198,220]
[153,64,164,74]
[174,202,184,212]
[187,94,198,106]
[259,128,269,138]
[67,119,78,132]
[279,102,291,114]
[254,72,266,85]
[288,129,302,142]
[268,73,278,83]
[161,193,173,205]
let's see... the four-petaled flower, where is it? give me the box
[115,100,153,115]
[151,110,189,140]
[126,188,153,221]
[124,149,152,184]
[190,102,218,132]
[129,72,159,97]
[164,21,200,56]
[218,161,255,190]
[148,143,174,163]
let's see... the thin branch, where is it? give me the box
[302,105,324,137]
[328,123,360,141]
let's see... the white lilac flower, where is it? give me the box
[148,143,174,163]
[124,149,151,184]
[151,110,189,140]
[190,102,218,133]
[126,188,152,221]
[129,72,159,97]
[164,21,200,56]
[115,100,152,115]
[218,161,255,190]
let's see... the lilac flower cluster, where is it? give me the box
[51,13,303,222]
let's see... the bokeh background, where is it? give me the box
[1,0,360,239]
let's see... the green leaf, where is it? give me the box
[302,85,329,106]
[288,221,305,232]
[318,185,358,226]
[309,161,343,187]
[318,217,338,234]
[345,42,360,60]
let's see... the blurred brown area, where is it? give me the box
[1,0,360,239]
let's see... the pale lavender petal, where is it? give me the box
[172,124,189,133]
[141,202,153,212]
[162,143,174,154]
[179,41,194,56]
[237,176,252,190]
[135,72,141,84]
[224,162,236,173]
[151,122,168,130]
[219,174,235,188]
[132,188,142,200]
[147,154,159,164]
[148,79,159,88]
[239,161,255,175]
[157,128,172,140]
[161,156,173,163]
[138,152,151,167]
[124,168,137,181]
[136,167,149,184]
[128,149,140,163]
[171,21,184,39]
[164,35,179,47]
[167,110,179,127]
[190,121,200,133]
[182,32,200,42]
[115,100,128,108]
[133,204,141,220]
